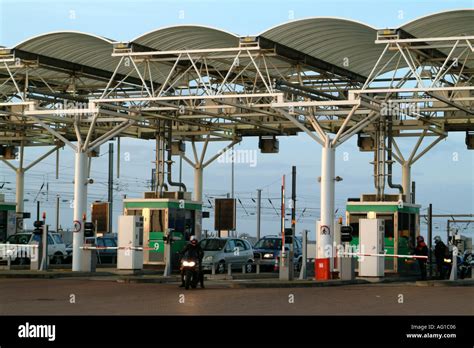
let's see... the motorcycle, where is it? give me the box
[180,256,200,290]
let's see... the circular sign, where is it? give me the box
[73,220,82,233]
[320,225,330,235]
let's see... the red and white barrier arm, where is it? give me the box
[80,246,158,251]
[340,252,428,259]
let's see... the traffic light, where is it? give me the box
[84,222,95,238]
[284,227,294,245]
[33,220,44,235]
[341,226,353,243]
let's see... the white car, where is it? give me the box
[6,232,68,264]
[200,237,254,274]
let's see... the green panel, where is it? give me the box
[0,204,16,211]
[351,237,395,254]
[149,231,164,254]
[346,204,419,214]
[148,231,188,254]
[124,201,201,211]
[171,231,186,254]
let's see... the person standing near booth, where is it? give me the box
[434,236,448,279]
[414,236,428,280]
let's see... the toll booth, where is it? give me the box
[123,193,201,269]
[0,198,16,242]
[345,194,420,275]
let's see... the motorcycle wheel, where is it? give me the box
[185,270,192,290]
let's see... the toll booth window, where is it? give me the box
[184,210,195,239]
[150,210,165,232]
[349,214,365,239]
[377,214,394,238]
[398,212,416,274]
[168,208,184,233]
[127,209,142,216]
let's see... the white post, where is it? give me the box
[402,162,411,202]
[72,151,88,272]
[15,169,24,214]
[194,165,203,240]
[316,145,335,279]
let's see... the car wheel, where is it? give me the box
[245,261,253,273]
[216,261,226,274]
[52,252,63,265]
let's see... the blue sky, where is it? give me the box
[0,0,473,241]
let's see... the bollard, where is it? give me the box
[227,263,232,276]
[242,264,246,274]
[211,263,215,275]
[256,262,260,274]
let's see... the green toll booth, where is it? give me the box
[123,196,202,268]
[0,199,16,243]
[345,196,421,275]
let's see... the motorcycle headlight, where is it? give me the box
[444,258,451,263]
[263,253,274,259]
[204,255,213,262]
[182,261,196,267]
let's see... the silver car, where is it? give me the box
[200,238,254,274]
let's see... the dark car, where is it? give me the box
[85,235,118,264]
[253,235,303,272]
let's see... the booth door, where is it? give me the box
[376,214,395,272]
[397,212,417,274]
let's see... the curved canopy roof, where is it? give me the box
[132,25,239,50]
[259,17,381,77]
[401,9,474,38]
[2,9,472,89]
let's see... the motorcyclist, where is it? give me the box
[434,236,448,279]
[414,236,428,280]
[179,235,204,288]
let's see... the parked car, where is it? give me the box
[6,232,68,264]
[200,237,254,274]
[85,234,118,264]
[253,235,303,271]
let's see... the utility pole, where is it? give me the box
[428,203,432,278]
[291,166,296,239]
[108,142,114,233]
[231,145,234,199]
[55,195,60,233]
[256,189,262,241]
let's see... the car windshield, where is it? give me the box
[254,238,281,250]
[7,234,31,244]
[200,239,226,251]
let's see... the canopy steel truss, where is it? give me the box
[0,23,472,272]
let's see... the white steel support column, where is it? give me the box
[15,169,25,214]
[72,151,88,272]
[193,165,203,241]
[402,162,411,202]
[193,166,203,202]
[317,145,335,267]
